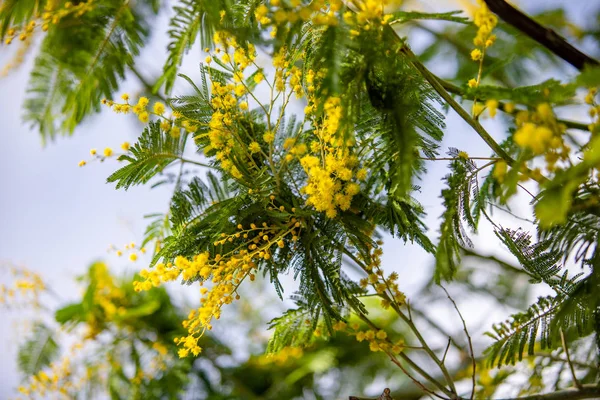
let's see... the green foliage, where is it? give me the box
[10,1,600,398]
[267,301,318,353]
[484,228,593,366]
[485,295,558,367]
[22,0,156,141]
[107,121,189,190]
[469,79,577,107]
[434,153,480,283]
[159,0,214,94]
[0,0,45,38]
[159,0,263,94]
[17,323,59,376]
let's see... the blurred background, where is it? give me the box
[1,0,599,398]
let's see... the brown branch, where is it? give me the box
[497,385,600,400]
[483,0,599,71]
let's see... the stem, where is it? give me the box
[154,153,215,169]
[399,46,515,164]
[534,352,598,371]
[129,65,168,104]
[391,302,458,397]
[441,286,476,400]
[560,329,582,390]
[343,248,458,397]
[352,310,454,399]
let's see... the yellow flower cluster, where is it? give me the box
[108,241,146,260]
[467,0,497,89]
[102,94,165,124]
[0,264,45,307]
[255,0,341,28]
[255,346,304,366]
[358,244,406,308]
[86,263,125,337]
[512,103,570,174]
[257,0,400,35]
[473,0,497,48]
[337,321,404,354]
[17,356,75,399]
[105,94,191,137]
[356,328,403,353]
[201,34,261,179]
[1,36,34,77]
[585,88,600,135]
[4,0,95,45]
[135,219,302,357]
[300,97,364,218]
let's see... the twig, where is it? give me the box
[441,286,476,400]
[560,329,582,389]
[483,0,599,71]
[129,65,168,103]
[399,46,517,169]
[534,352,598,371]
[351,308,453,399]
[441,337,452,365]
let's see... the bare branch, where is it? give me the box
[483,0,599,70]
[441,286,476,400]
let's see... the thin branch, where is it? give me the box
[461,247,532,278]
[560,329,582,390]
[399,45,518,170]
[441,286,476,400]
[129,65,168,103]
[352,310,452,399]
[488,203,536,224]
[534,352,598,371]
[441,337,452,365]
[482,0,599,71]
[411,22,512,87]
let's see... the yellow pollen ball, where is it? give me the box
[153,102,165,115]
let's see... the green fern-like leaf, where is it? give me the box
[17,323,59,377]
[107,121,189,190]
[495,228,562,287]
[0,0,44,38]
[267,302,317,353]
[485,296,558,367]
[24,2,152,140]
[434,156,478,283]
